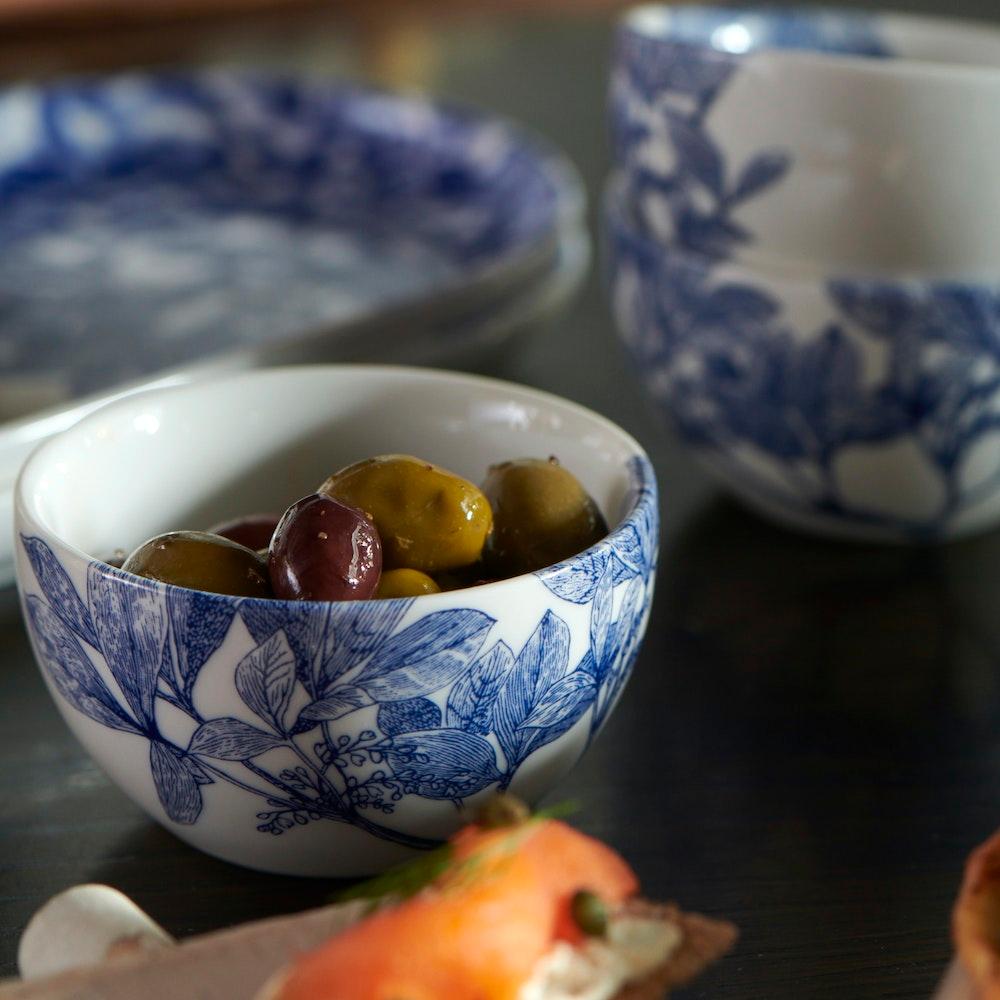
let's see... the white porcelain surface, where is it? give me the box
[15,366,657,875]
[613,5,1000,276]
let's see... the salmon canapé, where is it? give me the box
[265,802,736,1000]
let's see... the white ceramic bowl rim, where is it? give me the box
[15,364,657,610]
[620,4,1000,83]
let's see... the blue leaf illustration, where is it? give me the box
[702,284,780,325]
[676,210,750,259]
[235,630,297,731]
[590,560,613,669]
[293,686,370,731]
[378,697,442,737]
[828,281,917,340]
[26,595,143,735]
[494,610,570,766]
[318,600,412,692]
[188,718,285,760]
[383,729,502,800]
[520,671,597,730]
[445,640,515,734]
[664,109,724,197]
[240,599,411,698]
[611,505,657,586]
[87,565,166,726]
[149,741,203,824]
[598,575,647,717]
[239,602,326,697]
[167,589,235,698]
[22,537,98,647]
[354,609,495,702]
[730,151,791,204]
[542,549,611,604]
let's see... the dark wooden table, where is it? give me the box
[4,4,1000,997]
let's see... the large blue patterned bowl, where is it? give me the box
[611,5,1000,276]
[605,179,1000,542]
[14,366,657,875]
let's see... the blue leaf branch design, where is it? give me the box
[378,697,442,737]
[663,109,724,198]
[87,565,166,729]
[542,549,611,604]
[166,589,234,704]
[445,640,515,735]
[188,718,286,760]
[355,609,495,702]
[494,610,571,769]
[235,630,296,732]
[520,671,597,730]
[317,600,413,694]
[150,741,205,824]
[26,594,145,735]
[382,729,503,800]
[730,151,791,205]
[589,560,613,669]
[294,686,370,731]
[22,537,98,647]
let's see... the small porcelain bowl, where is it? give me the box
[612,5,1000,276]
[604,177,1000,543]
[14,366,657,876]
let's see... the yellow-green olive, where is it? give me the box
[481,457,607,577]
[375,568,441,599]
[122,531,271,598]
[319,455,492,573]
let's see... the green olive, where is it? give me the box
[481,457,608,577]
[319,455,492,573]
[122,531,272,598]
[375,568,441,599]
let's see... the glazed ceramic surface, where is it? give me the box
[0,71,581,417]
[605,180,1000,542]
[15,366,657,875]
[611,5,1000,276]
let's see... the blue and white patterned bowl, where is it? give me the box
[605,178,1000,543]
[14,366,657,875]
[612,5,1000,276]
[0,71,581,415]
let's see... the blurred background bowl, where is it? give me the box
[611,5,1000,276]
[604,176,1000,542]
[14,364,657,876]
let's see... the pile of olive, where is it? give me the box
[118,455,607,601]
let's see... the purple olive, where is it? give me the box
[269,494,381,602]
[209,513,281,552]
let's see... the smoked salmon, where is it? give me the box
[264,798,736,1000]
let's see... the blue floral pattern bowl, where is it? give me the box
[611,6,1000,275]
[605,181,1000,542]
[15,366,657,875]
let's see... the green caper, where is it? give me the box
[320,455,492,574]
[121,531,271,598]
[570,889,608,937]
[482,457,608,577]
[476,793,531,829]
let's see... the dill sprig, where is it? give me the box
[335,797,578,906]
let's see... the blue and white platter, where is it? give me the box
[0,70,583,419]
